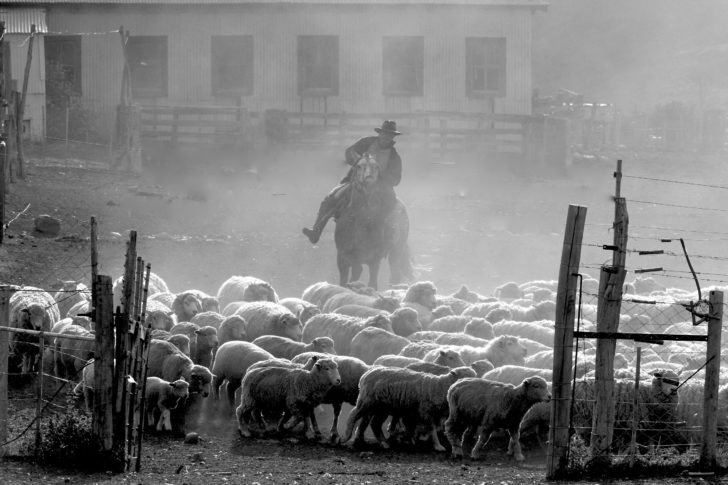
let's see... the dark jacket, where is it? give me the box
[343,136,402,187]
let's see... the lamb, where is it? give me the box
[321,291,400,314]
[372,355,423,368]
[190,311,225,330]
[217,275,279,310]
[52,281,91,319]
[292,352,371,442]
[236,358,341,439]
[217,315,247,346]
[72,359,95,412]
[171,291,204,323]
[145,377,190,431]
[342,366,477,450]
[427,336,527,367]
[192,326,218,368]
[232,301,302,342]
[301,281,354,308]
[9,286,61,373]
[517,401,550,452]
[302,313,393,355]
[166,334,191,356]
[493,320,554,348]
[279,297,321,324]
[401,281,438,328]
[210,340,275,412]
[444,376,551,461]
[349,327,410,365]
[53,323,95,380]
[251,335,336,360]
[482,365,553,387]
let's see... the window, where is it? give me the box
[466,37,506,97]
[211,35,254,96]
[127,36,168,98]
[383,36,423,96]
[45,35,82,95]
[297,35,339,96]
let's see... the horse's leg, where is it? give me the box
[367,260,381,290]
[337,253,350,286]
[350,263,364,283]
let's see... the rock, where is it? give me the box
[184,432,200,444]
[34,215,61,236]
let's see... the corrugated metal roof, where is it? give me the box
[0,8,48,33]
[2,0,547,7]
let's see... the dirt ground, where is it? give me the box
[1,141,727,484]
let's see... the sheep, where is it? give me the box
[146,340,214,433]
[217,275,279,310]
[401,281,438,328]
[388,307,422,337]
[236,358,341,439]
[429,315,478,333]
[53,281,91,319]
[432,305,455,319]
[72,358,95,412]
[302,313,393,355]
[145,377,190,431]
[373,355,423,368]
[398,341,441,359]
[494,282,523,301]
[291,352,371,442]
[301,281,353,308]
[435,333,490,347]
[471,359,495,377]
[461,301,506,319]
[333,304,386,319]
[464,318,496,340]
[517,401,550,452]
[221,301,246,317]
[170,322,200,361]
[232,301,302,342]
[428,336,527,367]
[193,326,218,368]
[217,315,247,346]
[190,311,225,330]
[210,340,275,412]
[9,286,61,373]
[53,323,95,380]
[516,337,551,356]
[171,290,203,323]
[321,291,400,314]
[493,320,554,348]
[113,272,169,309]
[404,361,450,375]
[251,335,336,360]
[167,334,191,357]
[482,365,553,387]
[349,327,410,365]
[145,299,175,331]
[429,349,467,368]
[408,330,447,342]
[279,297,321,324]
[445,376,551,461]
[342,366,477,451]
[149,291,176,310]
[66,299,91,319]
[185,289,220,313]
[247,354,319,373]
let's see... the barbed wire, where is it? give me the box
[623,174,728,191]
[626,199,728,213]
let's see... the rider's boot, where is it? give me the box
[302,184,349,244]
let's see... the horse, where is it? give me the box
[333,154,414,289]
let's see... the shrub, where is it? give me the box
[33,409,96,468]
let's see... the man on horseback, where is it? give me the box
[302,120,402,245]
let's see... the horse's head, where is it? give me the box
[353,154,380,189]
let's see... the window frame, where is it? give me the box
[127,35,168,98]
[382,36,424,97]
[297,35,339,97]
[44,35,82,96]
[211,35,254,97]
[465,37,506,98]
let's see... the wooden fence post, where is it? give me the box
[0,286,13,457]
[591,161,628,462]
[93,275,117,464]
[15,24,35,180]
[547,204,587,479]
[700,290,723,470]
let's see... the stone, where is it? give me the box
[184,432,200,445]
[34,215,61,236]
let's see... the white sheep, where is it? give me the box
[425,336,527,367]
[171,291,203,323]
[445,376,551,461]
[217,275,279,311]
[251,335,336,360]
[321,291,400,314]
[398,341,442,358]
[493,320,554,348]
[482,365,553,387]
[113,272,169,309]
[279,297,321,324]
[349,327,410,365]
[372,354,423,368]
[233,301,302,342]
[302,313,393,355]
[145,377,190,431]
[53,323,94,380]
[217,315,247,346]
[236,357,341,439]
[407,330,448,342]
[401,281,438,328]
[190,311,225,330]
[341,366,476,450]
[52,281,91,319]
[210,340,275,412]
[301,281,352,308]
[435,333,489,347]
[9,286,61,373]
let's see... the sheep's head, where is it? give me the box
[490,335,527,365]
[195,326,219,350]
[168,334,191,356]
[200,296,220,313]
[452,285,480,304]
[434,350,465,369]
[221,315,247,341]
[310,337,336,355]
[299,305,321,324]
[243,282,278,303]
[449,366,477,380]
[391,307,421,336]
[470,359,494,377]
[494,282,523,301]
[277,314,303,341]
[405,281,438,310]
[521,376,551,403]
[533,300,556,320]
[169,379,190,401]
[20,304,47,330]
[485,307,511,324]
[373,295,400,313]
[174,292,203,321]
[364,314,393,333]
[147,310,174,331]
[431,305,455,320]
[314,358,341,386]
[464,318,494,340]
[189,366,213,397]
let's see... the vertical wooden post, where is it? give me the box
[0,137,5,245]
[700,290,723,470]
[547,204,587,479]
[16,24,35,180]
[34,331,44,456]
[590,161,628,462]
[171,107,179,145]
[629,347,642,466]
[90,216,98,292]
[93,275,116,462]
[0,286,13,457]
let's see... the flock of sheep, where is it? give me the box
[5,272,727,460]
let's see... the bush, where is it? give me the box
[32,409,96,468]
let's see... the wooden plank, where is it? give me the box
[140,119,246,129]
[93,275,115,456]
[573,331,706,343]
[700,290,723,470]
[0,286,13,457]
[547,204,587,480]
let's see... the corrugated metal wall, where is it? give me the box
[46,3,535,137]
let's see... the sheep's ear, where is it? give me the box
[21,308,29,314]
[522,379,530,387]
[439,350,446,356]
[194,329,204,335]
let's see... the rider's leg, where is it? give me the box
[302,183,349,244]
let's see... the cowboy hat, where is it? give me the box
[374,120,401,135]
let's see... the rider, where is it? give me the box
[302,120,402,245]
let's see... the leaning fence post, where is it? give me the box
[700,290,723,470]
[547,204,587,479]
[93,275,118,466]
